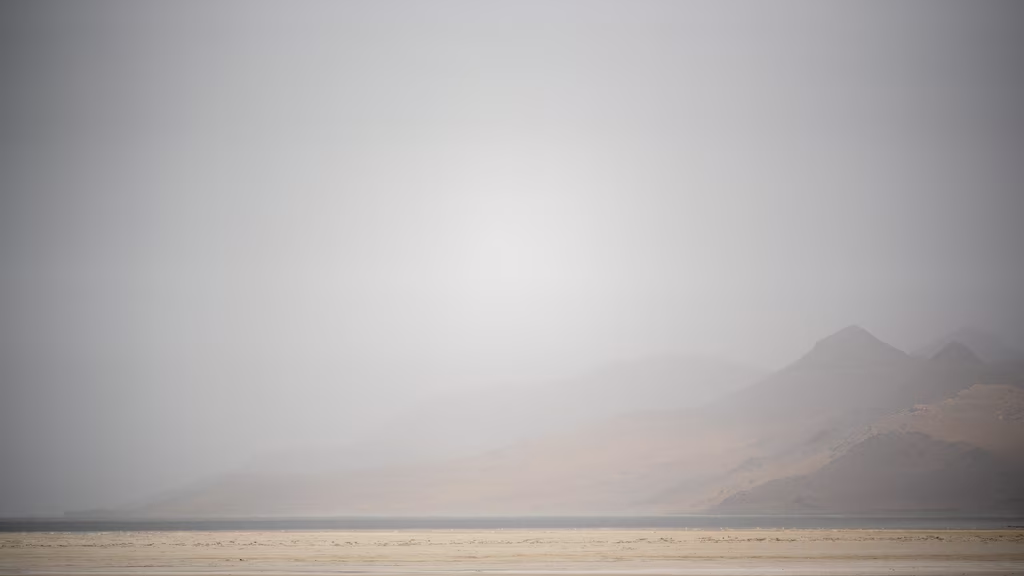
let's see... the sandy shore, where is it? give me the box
[2,529,1023,575]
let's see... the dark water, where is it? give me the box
[2,515,1023,532]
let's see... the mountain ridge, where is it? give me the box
[108,325,1019,518]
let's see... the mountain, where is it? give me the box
[915,328,1024,391]
[120,326,1000,517]
[798,324,909,367]
[689,326,983,458]
[653,325,990,511]
[929,340,985,367]
[233,354,760,477]
[112,354,760,516]
[914,327,1024,366]
[715,431,1024,514]
[714,384,1024,514]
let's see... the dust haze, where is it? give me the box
[1,1,1022,517]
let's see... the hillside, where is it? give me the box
[123,326,1004,517]
[715,384,1024,514]
[715,431,1024,514]
[233,354,761,476]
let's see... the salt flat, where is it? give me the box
[1,529,1023,576]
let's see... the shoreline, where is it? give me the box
[5,514,1024,533]
[2,529,1023,575]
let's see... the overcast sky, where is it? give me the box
[1,0,1022,516]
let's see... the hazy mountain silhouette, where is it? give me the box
[107,354,759,516]
[715,431,1024,514]
[715,384,1024,514]
[111,326,1019,517]
[929,340,985,367]
[655,325,993,511]
[798,324,908,367]
[914,327,1024,366]
[915,328,1024,390]
[234,354,760,476]
[235,352,757,473]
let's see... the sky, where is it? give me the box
[0,0,1022,516]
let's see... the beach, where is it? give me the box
[2,529,1023,575]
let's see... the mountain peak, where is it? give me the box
[914,327,1022,365]
[826,324,876,342]
[930,340,984,366]
[798,325,907,367]
[816,325,888,350]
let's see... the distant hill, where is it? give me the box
[112,354,760,516]
[914,327,1024,366]
[234,353,760,476]
[914,328,1024,390]
[118,325,1017,517]
[714,385,1024,514]
[715,431,1024,514]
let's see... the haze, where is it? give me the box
[1,1,1022,517]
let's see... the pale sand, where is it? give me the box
[2,529,1023,575]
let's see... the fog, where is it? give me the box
[1,1,1022,516]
